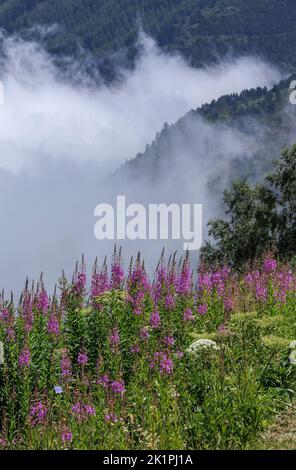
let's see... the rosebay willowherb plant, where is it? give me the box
[0,250,296,450]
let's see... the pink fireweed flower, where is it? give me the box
[29,402,48,427]
[165,293,175,310]
[111,258,125,290]
[77,352,88,366]
[97,374,110,388]
[104,412,118,423]
[198,272,212,292]
[274,290,287,304]
[36,289,49,315]
[91,270,110,297]
[220,266,231,281]
[61,430,73,445]
[211,271,222,286]
[197,304,208,316]
[244,270,260,287]
[72,402,83,415]
[153,265,167,304]
[72,402,95,421]
[0,309,15,341]
[109,328,120,347]
[223,298,234,312]
[84,405,96,416]
[110,380,126,396]
[127,265,150,316]
[18,345,31,368]
[164,335,175,348]
[256,283,268,301]
[6,326,15,342]
[177,260,191,295]
[128,264,150,292]
[130,344,140,353]
[150,310,161,329]
[160,355,173,375]
[47,315,60,337]
[74,271,86,295]
[60,353,72,379]
[153,352,173,375]
[0,308,10,324]
[264,258,277,274]
[139,327,150,341]
[183,307,194,322]
[0,436,7,448]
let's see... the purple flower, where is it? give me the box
[62,430,73,444]
[139,327,150,341]
[111,258,125,289]
[198,273,212,292]
[264,258,277,274]
[197,304,208,316]
[164,335,175,347]
[177,260,191,295]
[47,315,60,336]
[91,270,110,297]
[18,345,31,368]
[223,298,234,312]
[77,352,88,366]
[150,310,161,329]
[36,289,49,315]
[183,307,194,322]
[97,374,110,388]
[0,436,7,448]
[74,271,86,295]
[109,328,120,347]
[160,355,173,375]
[54,385,63,395]
[29,402,48,427]
[60,353,72,379]
[165,293,175,310]
[72,402,82,415]
[0,308,10,324]
[104,412,118,423]
[110,380,126,396]
[84,405,96,416]
[256,283,268,300]
[152,352,174,375]
[72,402,95,421]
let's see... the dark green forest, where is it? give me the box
[0,0,296,81]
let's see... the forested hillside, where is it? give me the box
[120,76,296,182]
[0,0,296,80]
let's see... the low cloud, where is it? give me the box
[0,30,282,292]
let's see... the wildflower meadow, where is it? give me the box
[0,251,296,450]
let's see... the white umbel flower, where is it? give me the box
[289,350,296,365]
[187,339,220,356]
[289,340,296,350]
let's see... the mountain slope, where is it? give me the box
[117,76,296,187]
[0,0,296,80]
